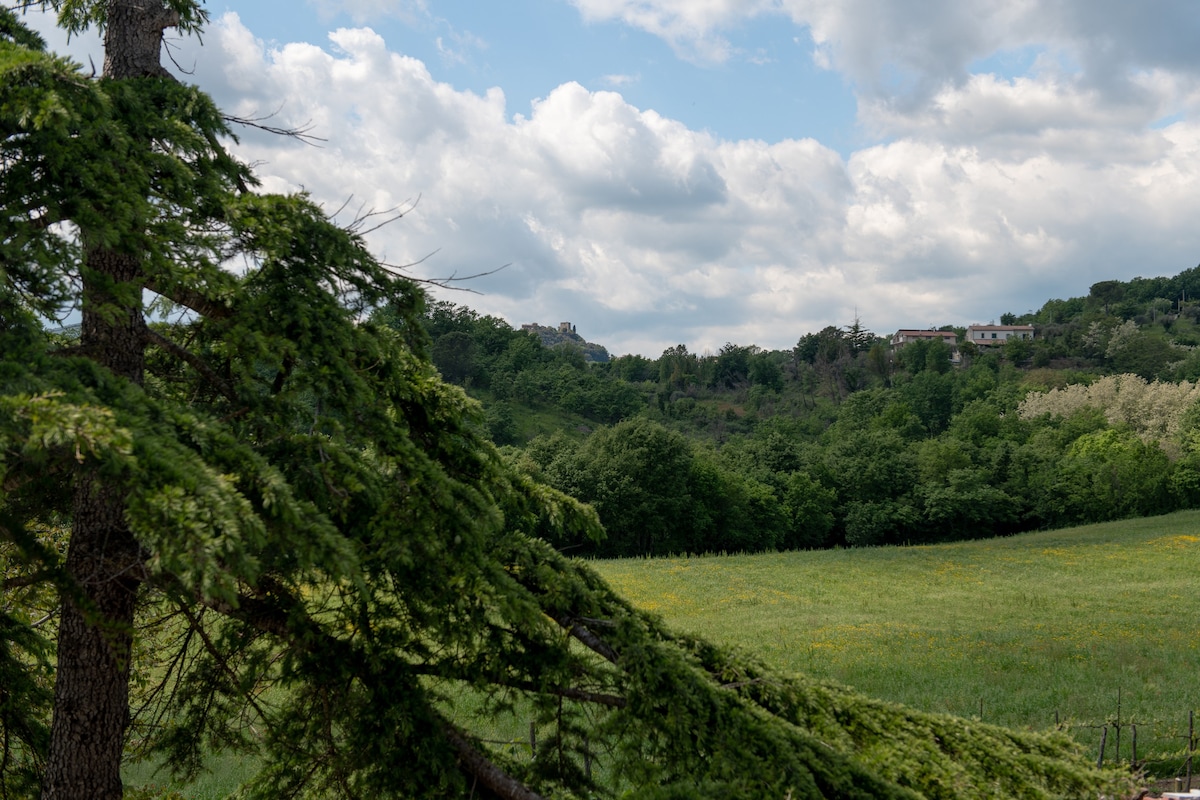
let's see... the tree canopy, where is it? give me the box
[0,4,1133,799]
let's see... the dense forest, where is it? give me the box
[413,267,1200,557]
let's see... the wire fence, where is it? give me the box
[1042,690,1197,785]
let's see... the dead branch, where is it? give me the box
[442,723,546,800]
[345,194,420,237]
[548,612,619,665]
[380,259,511,295]
[222,105,325,146]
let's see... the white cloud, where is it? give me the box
[15,2,1200,357]
[434,29,486,66]
[569,1,1200,140]
[574,0,1200,89]
[161,14,1200,355]
[858,72,1182,164]
[785,0,1029,95]
[306,0,429,25]
[569,0,775,63]
[601,73,639,87]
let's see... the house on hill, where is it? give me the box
[889,329,958,350]
[890,329,961,364]
[966,324,1034,346]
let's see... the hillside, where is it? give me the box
[410,264,1200,558]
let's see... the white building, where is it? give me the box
[966,324,1034,346]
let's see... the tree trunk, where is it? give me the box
[42,246,146,800]
[41,3,175,797]
[40,474,143,799]
[103,0,180,80]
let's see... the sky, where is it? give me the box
[21,1,1200,357]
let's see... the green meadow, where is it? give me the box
[127,511,1200,794]
[595,510,1200,774]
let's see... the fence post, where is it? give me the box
[1097,725,1108,768]
[1131,723,1137,770]
[1188,710,1194,790]
[1115,688,1122,765]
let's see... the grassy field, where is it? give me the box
[127,511,1200,793]
[594,510,1200,774]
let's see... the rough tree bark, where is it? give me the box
[40,3,176,797]
[102,0,180,80]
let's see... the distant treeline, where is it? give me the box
[395,265,1200,557]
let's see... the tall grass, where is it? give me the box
[123,753,257,799]
[595,510,1200,773]
[125,511,1200,794]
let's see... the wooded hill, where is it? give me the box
[418,267,1200,557]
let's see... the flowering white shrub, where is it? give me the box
[1018,374,1200,449]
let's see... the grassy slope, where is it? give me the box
[595,510,1200,773]
[128,512,1197,794]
